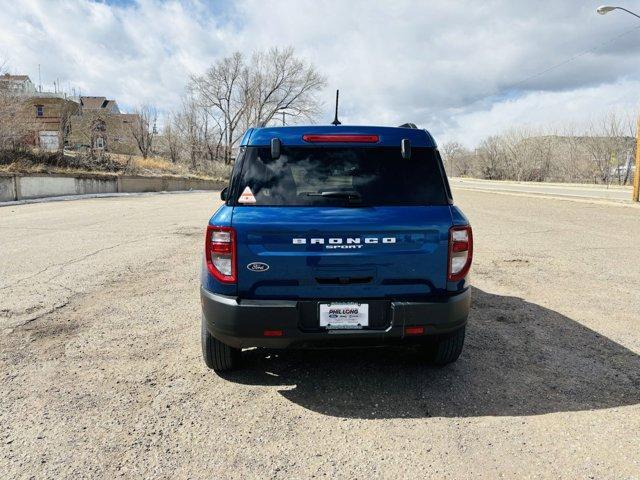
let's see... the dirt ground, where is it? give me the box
[1,190,639,479]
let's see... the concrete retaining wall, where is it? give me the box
[0,174,224,202]
[19,176,118,199]
[0,175,16,202]
[117,176,220,193]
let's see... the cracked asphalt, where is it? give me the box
[1,190,639,479]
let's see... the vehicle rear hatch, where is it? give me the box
[233,205,452,299]
[230,138,453,300]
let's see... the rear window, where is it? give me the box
[233,146,448,206]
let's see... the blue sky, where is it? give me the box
[1,0,640,146]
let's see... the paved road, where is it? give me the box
[1,191,639,478]
[451,177,634,202]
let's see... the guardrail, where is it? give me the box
[0,173,225,202]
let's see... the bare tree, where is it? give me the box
[57,99,79,157]
[496,127,554,182]
[501,128,529,181]
[441,141,478,177]
[453,110,636,185]
[190,52,248,164]
[476,135,506,180]
[583,112,634,185]
[130,104,158,159]
[441,141,465,176]
[622,116,636,185]
[161,112,181,164]
[0,59,33,152]
[175,96,204,169]
[244,47,326,126]
[188,47,326,165]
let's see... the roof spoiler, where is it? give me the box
[398,123,418,129]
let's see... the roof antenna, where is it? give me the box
[331,89,341,126]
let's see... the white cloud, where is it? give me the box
[1,0,639,146]
[445,79,640,146]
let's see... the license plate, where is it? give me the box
[319,302,369,330]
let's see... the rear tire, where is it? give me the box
[421,325,466,366]
[201,316,241,372]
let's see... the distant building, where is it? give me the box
[79,96,120,113]
[31,95,80,151]
[67,96,140,155]
[1,74,141,154]
[1,74,79,151]
[0,74,36,95]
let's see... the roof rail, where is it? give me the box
[398,123,418,129]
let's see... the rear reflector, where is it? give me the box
[405,326,425,335]
[263,330,284,337]
[302,134,379,143]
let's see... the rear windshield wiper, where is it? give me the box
[305,191,363,203]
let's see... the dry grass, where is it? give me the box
[134,156,183,173]
[0,149,230,181]
[117,154,232,180]
[109,153,185,175]
[0,162,116,178]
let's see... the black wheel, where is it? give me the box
[201,316,241,372]
[421,325,466,366]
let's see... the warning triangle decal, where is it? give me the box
[238,186,256,204]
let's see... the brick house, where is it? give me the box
[0,74,79,151]
[31,95,80,150]
[67,96,140,155]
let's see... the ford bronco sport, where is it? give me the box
[201,125,472,372]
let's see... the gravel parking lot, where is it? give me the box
[1,190,639,479]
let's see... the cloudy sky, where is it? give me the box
[2,0,640,146]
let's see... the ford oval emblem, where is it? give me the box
[247,262,269,272]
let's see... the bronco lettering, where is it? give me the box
[292,236,396,247]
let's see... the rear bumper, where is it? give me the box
[200,287,470,349]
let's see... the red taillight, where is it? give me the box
[263,329,284,337]
[302,134,379,143]
[448,225,473,282]
[405,326,425,336]
[205,225,236,283]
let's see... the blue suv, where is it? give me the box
[201,125,472,372]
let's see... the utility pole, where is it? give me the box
[279,110,293,126]
[634,117,640,201]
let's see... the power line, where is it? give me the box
[508,23,640,90]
